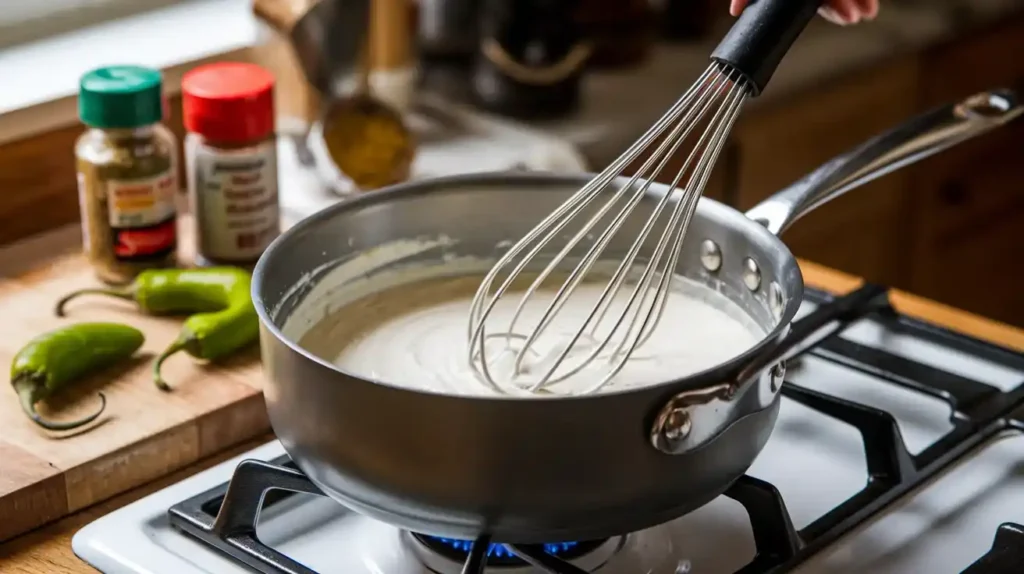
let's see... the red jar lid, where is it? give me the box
[182,62,275,143]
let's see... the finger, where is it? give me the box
[729,0,748,17]
[854,0,880,20]
[818,6,848,25]
[824,0,859,24]
[834,0,863,23]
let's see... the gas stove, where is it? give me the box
[72,284,1024,573]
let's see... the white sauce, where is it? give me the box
[296,268,766,398]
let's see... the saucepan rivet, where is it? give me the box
[662,407,693,443]
[742,258,761,291]
[769,281,784,320]
[699,240,722,272]
[770,361,786,393]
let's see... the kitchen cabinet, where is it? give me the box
[730,57,921,287]
[910,161,1024,325]
[909,16,1024,326]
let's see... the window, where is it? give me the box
[0,0,183,49]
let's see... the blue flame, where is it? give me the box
[431,537,579,558]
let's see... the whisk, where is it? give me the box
[467,0,824,396]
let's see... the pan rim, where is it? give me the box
[252,171,804,403]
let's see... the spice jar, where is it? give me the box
[181,62,280,267]
[76,65,179,285]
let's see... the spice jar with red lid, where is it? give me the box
[181,62,280,267]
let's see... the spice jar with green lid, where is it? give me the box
[75,65,179,285]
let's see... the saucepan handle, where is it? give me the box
[652,90,1022,456]
[650,284,888,455]
[744,89,1023,237]
[711,0,826,97]
[733,282,888,383]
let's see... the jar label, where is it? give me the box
[106,170,178,261]
[191,140,280,262]
[76,172,91,252]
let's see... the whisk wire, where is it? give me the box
[575,76,749,394]
[542,70,732,338]
[465,65,718,336]
[506,72,728,376]
[605,79,748,375]
[594,73,747,350]
[467,63,751,395]
[513,72,741,390]
[467,66,717,327]
[465,66,722,392]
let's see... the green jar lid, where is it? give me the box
[78,65,164,128]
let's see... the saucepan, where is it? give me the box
[252,89,1021,544]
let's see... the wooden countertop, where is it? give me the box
[2,260,1023,574]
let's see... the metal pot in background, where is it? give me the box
[417,0,480,62]
[252,0,370,97]
[252,89,1021,543]
[471,0,591,120]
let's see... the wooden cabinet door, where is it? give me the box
[910,15,1024,326]
[911,161,1024,327]
[731,57,921,286]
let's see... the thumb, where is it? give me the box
[729,0,748,17]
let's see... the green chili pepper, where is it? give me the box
[56,267,251,316]
[54,267,258,391]
[12,322,144,431]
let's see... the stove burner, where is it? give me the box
[413,534,605,567]
[165,285,1024,574]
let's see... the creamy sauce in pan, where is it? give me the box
[297,273,765,397]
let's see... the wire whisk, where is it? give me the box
[465,0,824,396]
[466,64,749,396]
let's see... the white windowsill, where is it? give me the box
[0,0,258,146]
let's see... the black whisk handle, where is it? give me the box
[710,0,825,97]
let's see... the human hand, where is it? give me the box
[729,0,880,26]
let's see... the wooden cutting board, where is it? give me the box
[0,222,269,542]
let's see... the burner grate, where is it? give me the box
[168,284,1024,574]
[168,458,601,574]
[962,523,1024,573]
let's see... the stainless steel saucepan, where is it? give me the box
[252,89,1021,543]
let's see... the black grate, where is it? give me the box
[168,284,1024,573]
[962,523,1024,574]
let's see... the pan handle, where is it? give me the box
[650,284,888,455]
[744,89,1023,236]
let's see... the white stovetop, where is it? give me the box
[72,299,1024,573]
